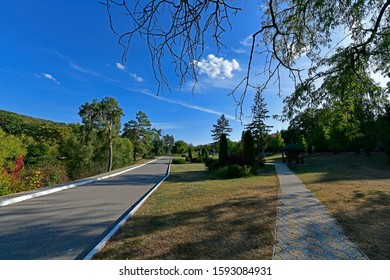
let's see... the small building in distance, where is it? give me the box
[281,143,305,164]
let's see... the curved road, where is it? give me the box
[0,156,170,260]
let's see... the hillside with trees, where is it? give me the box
[0,99,175,196]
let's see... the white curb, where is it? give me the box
[82,158,171,260]
[0,157,163,207]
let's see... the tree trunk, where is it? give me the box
[107,128,113,172]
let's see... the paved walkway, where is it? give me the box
[272,163,368,260]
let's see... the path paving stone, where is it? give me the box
[272,163,368,260]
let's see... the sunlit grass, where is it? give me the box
[94,163,279,260]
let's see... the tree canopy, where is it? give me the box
[102,0,389,121]
[211,114,233,141]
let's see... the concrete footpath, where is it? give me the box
[272,163,368,260]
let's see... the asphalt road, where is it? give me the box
[0,156,170,260]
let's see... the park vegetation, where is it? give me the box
[0,99,176,196]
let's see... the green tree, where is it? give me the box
[246,88,272,158]
[218,134,228,167]
[242,130,255,167]
[0,129,27,171]
[112,138,134,169]
[163,134,175,155]
[79,97,123,172]
[211,114,233,141]
[269,132,285,154]
[172,140,188,155]
[123,111,153,161]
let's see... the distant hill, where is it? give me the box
[0,110,74,144]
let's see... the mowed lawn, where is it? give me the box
[94,163,279,260]
[294,152,390,259]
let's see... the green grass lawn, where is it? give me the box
[292,152,390,259]
[94,163,279,260]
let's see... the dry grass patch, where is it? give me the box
[94,163,279,260]
[294,152,390,259]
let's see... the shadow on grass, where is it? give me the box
[166,164,276,183]
[332,190,390,260]
[291,152,390,183]
[95,194,277,260]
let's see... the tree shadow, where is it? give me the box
[331,190,390,259]
[94,194,278,260]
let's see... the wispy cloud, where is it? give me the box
[116,62,126,71]
[240,35,253,47]
[130,73,144,82]
[115,61,143,82]
[69,61,118,83]
[193,54,241,80]
[69,62,101,76]
[232,48,248,54]
[39,73,61,85]
[152,122,186,130]
[126,87,236,120]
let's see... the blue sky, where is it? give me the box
[0,1,290,146]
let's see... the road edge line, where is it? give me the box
[82,157,171,260]
[0,157,163,207]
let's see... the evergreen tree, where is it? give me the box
[122,111,153,161]
[78,97,123,172]
[246,88,272,157]
[242,130,255,167]
[218,134,228,167]
[211,114,233,141]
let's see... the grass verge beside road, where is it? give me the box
[293,152,390,259]
[94,163,279,260]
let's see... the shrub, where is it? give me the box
[172,158,186,164]
[191,157,203,163]
[227,164,246,178]
[205,158,220,171]
[226,154,245,166]
[217,164,251,179]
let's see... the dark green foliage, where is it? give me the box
[187,147,193,160]
[25,143,50,165]
[205,158,220,172]
[217,164,251,179]
[211,114,233,141]
[190,157,203,163]
[172,158,186,164]
[172,140,188,155]
[201,147,209,162]
[242,130,255,166]
[218,134,228,167]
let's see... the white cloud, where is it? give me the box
[130,73,144,82]
[240,35,253,47]
[41,73,61,85]
[116,62,126,71]
[193,54,241,79]
[232,48,248,54]
[126,87,237,120]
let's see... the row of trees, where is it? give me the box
[281,103,390,155]
[0,98,176,196]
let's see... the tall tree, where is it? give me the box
[218,134,228,167]
[122,111,153,161]
[246,88,272,157]
[163,134,175,155]
[211,114,233,141]
[242,130,255,167]
[78,97,123,172]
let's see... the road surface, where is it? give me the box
[0,156,170,260]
